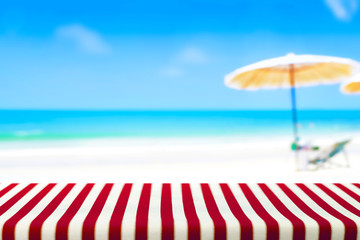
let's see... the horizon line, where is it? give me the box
[0,108,359,111]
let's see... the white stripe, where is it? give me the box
[340,184,360,199]
[148,184,162,240]
[0,183,47,240]
[228,183,267,240]
[172,184,187,240]
[287,184,345,240]
[41,183,87,240]
[15,184,66,240]
[209,184,240,240]
[0,184,14,196]
[190,184,214,240]
[68,183,105,240]
[308,184,360,240]
[121,183,143,240]
[248,184,293,240]
[267,184,319,240]
[95,183,124,240]
[0,184,28,207]
[327,184,360,209]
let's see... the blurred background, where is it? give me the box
[1,0,360,181]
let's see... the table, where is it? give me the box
[0,183,359,240]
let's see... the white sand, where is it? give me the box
[0,135,359,182]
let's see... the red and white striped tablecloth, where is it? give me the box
[0,183,360,240]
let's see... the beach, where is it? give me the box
[0,110,359,183]
[0,135,359,183]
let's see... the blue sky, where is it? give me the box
[1,0,360,110]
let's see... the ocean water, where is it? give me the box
[0,110,359,141]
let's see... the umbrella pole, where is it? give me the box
[289,64,299,169]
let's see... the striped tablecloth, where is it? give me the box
[0,183,360,240]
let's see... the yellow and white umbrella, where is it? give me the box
[341,73,360,94]
[225,53,360,164]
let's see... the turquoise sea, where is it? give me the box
[0,110,359,141]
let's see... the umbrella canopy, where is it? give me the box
[225,53,360,169]
[225,53,360,90]
[341,74,360,94]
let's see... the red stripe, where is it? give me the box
[0,184,18,198]
[353,183,360,190]
[82,184,113,240]
[297,184,357,240]
[56,184,94,240]
[201,184,226,240]
[278,184,331,240]
[259,184,305,240]
[2,184,56,240]
[334,184,360,203]
[29,184,75,240]
[239,184,279,240]
[0,184,37,216]
[181,184,200,240]
[135,184,152,240]
[161,184,174,240]
[316,184,360,217]
[220,184,252,240]
[109,184,132,240]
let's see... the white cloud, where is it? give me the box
[177,47,208,64]
[159,66,184,77]
[158,46,209,78]
[55,24,110,54]
[325,0,358,21]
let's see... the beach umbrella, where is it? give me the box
[341,73,360,94]
[225,53,360,166]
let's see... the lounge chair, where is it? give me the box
[307,139,351,170]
